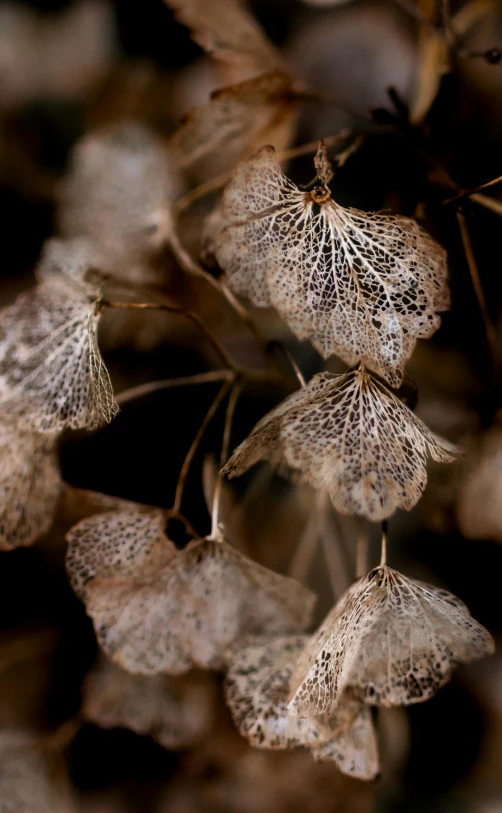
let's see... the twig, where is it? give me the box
[267,340,306,387]
[443,175,502,206]
[356,519,369,578]
[211,378,243,537]
[173,376,235,514]
[380,520,388,567]
[456,211,498,369]
[116,370,233,406]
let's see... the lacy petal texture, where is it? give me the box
[66,510,316,674]
[289,565,494,717]
[214,145,448,387]
[224,368,459,522]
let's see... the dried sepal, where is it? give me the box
[457,421,502,543]
[214,145,449,387]
[67,511,316,674]
[0,416,61,551]
[163,0,282,82]
[58,122,181,271]
[0,248,117,432]
[224,367,459,522]
[224,635,379,781]
[289,565,494,717]
[82,657,215,750]
[171,71,297,179]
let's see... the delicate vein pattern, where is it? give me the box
[0,254,117,432]
[288,565,494,717]
[58,122,181,270]
[223,368,460,522]
[67,511,316,674]
[163,0,282,81]
[224,635,379,780]
[214,146,449,386]
[82,658,215,750]
[0,417,61,551]
[0,729,71,813]
[457,424,502,543]
[171,71,297,179]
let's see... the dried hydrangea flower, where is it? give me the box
[171,71,297,179]
[457,420,502,543]
[223,367,459,522]
[66,510,316,674]
[224,634,379,780]
[58,122,182,272]
[214,145,449,387]
[164,0,282,82]
[0,415,61,551]
[0,241,117,432]
[289,565,494,717]
[82,657,215,750]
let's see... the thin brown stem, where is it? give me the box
[43,715,84,753]
[356,519,369,578]
[380,520,388,567]
[456,211,498,369]
[173,376,235,514]
[0,629,59,676]
[211,378,243,537]
[443,175,502,206]
[116,370,233,406]
[268,340,306,387]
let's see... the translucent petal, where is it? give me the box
[224,368,459,522]
[214,146,449,387]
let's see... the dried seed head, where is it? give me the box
[66,511,316,674]
[82,657,215,750]
[289,565,494,717]
[214,145,449,387]
[223,368,459,522]
[0,246,117,432]
[0,416,61,551]
[171,71,297,179]
[58,122,180,271]
[224,634,379,780]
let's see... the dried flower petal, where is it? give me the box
[171,71,297,179]
[289,565,494,717]
[0,416,61,551]
[224,634,379,780]
[82,657,215,749]
[67,511,316,674]
[0,249,117,432]
[214,145,449,387]
[224,368,459,522]
[58,122,181,271]
[164,0,282,81]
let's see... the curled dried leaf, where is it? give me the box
[214,145,449,387]
[82,657,215,750]
[58,122,181,272]
[67,511,316,674]
[289,565,494,717]
[163,0,282,82]
[0,248,117,432]
[0,416,61,551]
[171,71,297,179]
[224,634,379,780]
[223,367,459,522]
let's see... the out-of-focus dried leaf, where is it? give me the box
[163,0,282,82]
[170,71,297,180]
[82,657,215,749]
[0,416,61,551]
[289,565,494,717]
[224,368,459,522]
[66,511,316,674]
[457,421,502,543]
[214,146,449,387]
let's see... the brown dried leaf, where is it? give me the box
[457,422,502,543]
[67,510,316,674]
[163,0,282,82]
[289,565,494,717]
[224,634,379,780]
[223,367,459,522]
[171,71,297,179]
[0,416,61,551]
[214,145,449,387]
[82,657,215,749]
